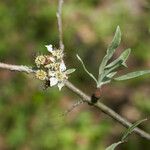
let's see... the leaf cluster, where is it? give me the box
[77,26,150,88]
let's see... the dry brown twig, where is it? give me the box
[0,0,150,140]
[60,99,84,117]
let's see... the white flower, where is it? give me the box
[50,77,65,91]
[45,44,63,60]
[50,77,58,86]
[49,70,67,90]
[49,77,65,91]
[52,50,63,59]
[48,70,55,77]
[45,44,53,53]
[34,44,74,91]
[58,82,65,91]
[60,61,66,71]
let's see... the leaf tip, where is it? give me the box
[116,25,121,34]
[116,25,120,30]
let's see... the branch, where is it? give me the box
[64,81,150,140]
[0,62,150,140]
[57,0,64,51]
[0,62,35,73]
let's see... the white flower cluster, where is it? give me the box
[35,44,75,90]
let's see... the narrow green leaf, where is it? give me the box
[97,61,122,87]
[107,26,121,55]
[106,72,117,78]
[98,78,111,87]
[97,72,117,87]
[121,48,131,64]
[76,54,98,84]
[98,55,110,78]
[121,118,147,141]
[98,26,121,86]
[105,48,131,69]
[105,141,122,150]
[114,70,150,81]
[99,26,121,75]
[100,48,131,84]
[104,61,123,77]
[65,68,76,74]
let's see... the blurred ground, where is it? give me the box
[0,0,150,150]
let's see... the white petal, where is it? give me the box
[45,44,53,53]
[58,82,64,91]
[50,77,58,86]
[60,61,66,71]
[48,70,55,77]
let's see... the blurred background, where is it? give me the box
[0,0,150,149]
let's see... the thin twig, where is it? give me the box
[0,62,149,140]
[61,99,84,117]
[57,0,64,51]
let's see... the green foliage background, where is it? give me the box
[0,0,150,150]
